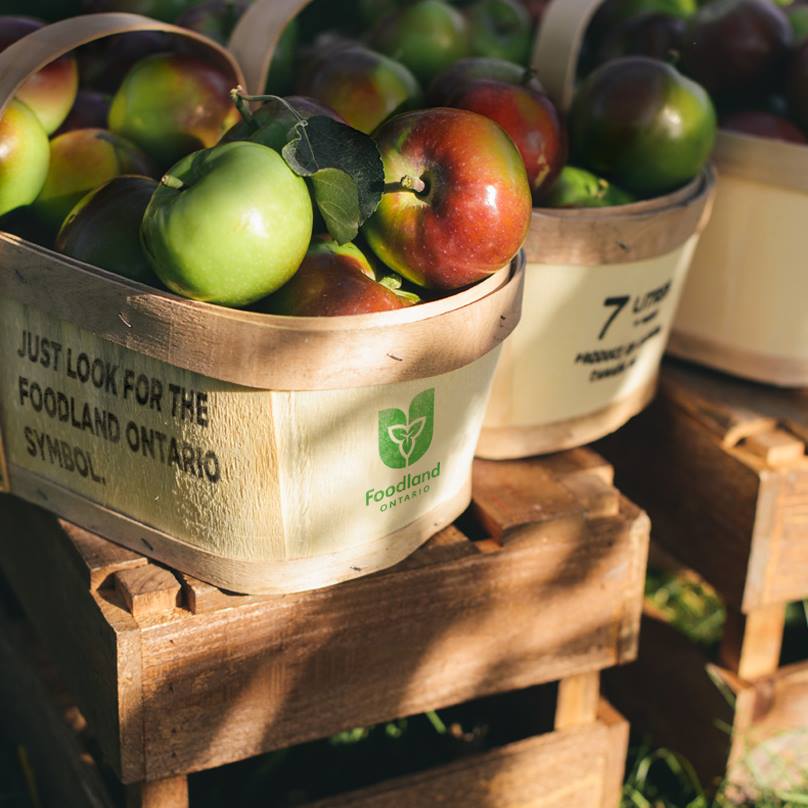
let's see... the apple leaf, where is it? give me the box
[282,115,384,230]
[309,167,362,245]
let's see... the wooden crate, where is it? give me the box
[604,556,808,797]
[597,362,808,793]
[0,449,647,807]
[598,360,808,613]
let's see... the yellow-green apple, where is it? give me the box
[296,44,421,134]
[33,128,155,233]
[56,175,161,285]
[466,0,532,65]
[544,166,635,208]
[140,141,313,306]
[364,108,531,289]
[0,16,78,134]
[261,237,414,316]
[109,53,239,170]
[55,89,111,135]
[430,58,566,200]
[371,0,469,85]
[571,57,715,196]
[0,98,49,217]
[77,31,174,93]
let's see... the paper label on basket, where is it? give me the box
[0,416,9,493]
[485,237,699,429]
[0,297,499,561]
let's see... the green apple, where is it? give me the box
[372,0,470,85]
[0,99,50,218]
[466,0,532,65]
[544,166,635,208]
[141,141,313,306]
[266,18,299,94]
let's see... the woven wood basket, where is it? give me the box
[0,13,524,594]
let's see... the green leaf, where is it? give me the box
[309,167,361,245]
[282,115,384,225]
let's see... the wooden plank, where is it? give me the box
[0,496,143,782]
[743,430,806,468]
[720,605,787,681]
[603,611,736,785]
[539,447,615,487]
[0,621,116,808]
[62,521,148,591]
[132,498,646,779]
[126,776,188,808]
[308,703,629,808]
[598,392,775,611]
[114,566,181,620]
[472,458,582,544]
[560,474,620,518]
[555,671,600,730]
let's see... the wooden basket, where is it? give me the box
[669,134,808,386]
[476,0,716,459]
[0,14,524,596]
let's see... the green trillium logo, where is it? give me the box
[378,388,435,469]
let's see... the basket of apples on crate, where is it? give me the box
[231,0,715,459]
[580,0,808,386]
[0,11,526,595]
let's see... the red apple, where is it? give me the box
[0,16,78,134]
[33,128,156,233]
[297,43,421,134]
[428,55,544,99]
[55,89,111,135]
[363,108,532,289]
[430,62,565,199]
[680,0,792,101]
[261,238,413,316]
[721,109,807,143]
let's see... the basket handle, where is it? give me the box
[531,0,606,112]
[0,12,246,118]
[228,0,313,96]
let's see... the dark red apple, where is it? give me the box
[363,108,532,289]
[0,16,79,134]
[77,31,175,93]
[595,12,687,66]
[55,89,111,135]
[680,0,792,101]
[176,0,248,44]
[721,109,807,143]
[428,55,544,100]
[56,175,161,285]
[788,39,808,132]
[261,238,413,316]
[430,62,565,199]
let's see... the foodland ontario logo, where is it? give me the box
[378,388,435,468]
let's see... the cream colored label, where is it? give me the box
[0,299,499,562]
[675,175,808,360]
[485,238,697,428]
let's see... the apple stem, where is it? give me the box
[161,174,184,190]
[235,90,306,124]
[230,86,257,130]
[384,175,427,195]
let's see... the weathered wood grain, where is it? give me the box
[1,452,648,784]
[309,702,628,808]
[598,361,808,611]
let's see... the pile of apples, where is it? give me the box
[583,0,808,146]
[0,0,718,317]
